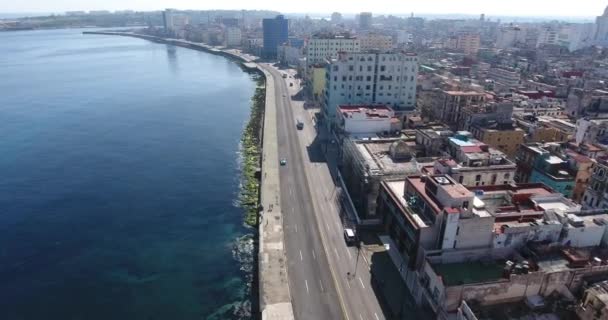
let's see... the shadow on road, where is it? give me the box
[369,252,433,320]
[305,133,329,164]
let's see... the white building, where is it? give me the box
[536,26,559,47]
[306,34,360,67]
[336,105,395,135]
[560,23,596,51]
[359,12,372,30]
[358,33,393,51]
[224,27,242,47]
[278,44,303,67]
[488,67,521,91]
[575,117,608,145]
[596,5,608,46]
[396,30,413,45]
[496,26,526,49]
[324,51,418,123]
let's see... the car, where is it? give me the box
[344,228,356,246]
[280,158,287,166]
[296,120,304,130]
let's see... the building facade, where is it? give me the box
[262,15,288,59]
[324,51,418,123]
[305,34,360,66]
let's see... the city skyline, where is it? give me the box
[1,0,606,18]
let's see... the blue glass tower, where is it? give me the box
[262,15,288,59]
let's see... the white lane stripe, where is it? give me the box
[300,250,303,261]
[295,224,298,233]
[347,249,352,260]
[305,280,309,294]
[319,280,324,292]
[358,277,365,289]
[359,314,364,320]
[334,247,339,259]
[312,250,316,260]
[346,279,351,289]
[292,207,294,214]
[326,222,330,232]
[375,313,380,320]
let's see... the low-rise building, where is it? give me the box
[469,123,525,158]
[336,105,396,136]
[577,280,608,320]
[432,132,517,187]
[515,143,575,197]
[488,67,521,92]
[430,90,488,128]
[358,33,394,51]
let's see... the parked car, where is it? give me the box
[280,158,287,166]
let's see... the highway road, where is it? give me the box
[260,63,387,320]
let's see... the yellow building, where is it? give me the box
[309,66,326,102]
[529,126,570,143]
[470,124,525,158]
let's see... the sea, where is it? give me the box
[0,28,257,320]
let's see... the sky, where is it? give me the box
[1,0,606,18]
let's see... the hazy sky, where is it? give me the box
[1,0,606,17]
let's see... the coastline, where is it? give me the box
[83,30,279,319]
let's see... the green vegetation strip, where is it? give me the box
[241,75,265,227]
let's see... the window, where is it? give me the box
[380,65,386,72]
[504,173,510,180]
[463,201,469,209]
[458,176,464,183]
[366,85,371,90]
[475,175,481,181]
[367,76,372,81]
[367,66,372,72]
[333,66,339,71]
[349,65,354,71]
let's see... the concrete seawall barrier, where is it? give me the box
[83,31,295,319]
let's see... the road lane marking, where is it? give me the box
[358,277,365,289]
[305,280,309,294]
[319,279,324,292]
[326,222,330,232]
[300,250,303,261]
[289,187,293,196]
[359,314,364,320]
[334,247,339,259]
[375,313,380,320]
[292,207,294,214]
[346,280,351,289]
[347,249,352,260]
[295,224,298,233]
[312,250,316,260]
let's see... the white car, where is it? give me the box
[344,228,356,246]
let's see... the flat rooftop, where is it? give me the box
[432,260,505,286]
[385,180,429,228]
[356,141,418,176]
[338,105,393,119]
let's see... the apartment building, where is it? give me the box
[469,123,525,158]
[358,33,393,51]
[430,90,487,128]
[306,34,360,67]
[324,51,418,123]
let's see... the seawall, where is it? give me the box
[83,31,294,319]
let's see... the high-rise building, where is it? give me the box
[331,12,342,24]
[262,15,288,59]
[457,33,481,56]
[324,51,418,123]
[595,5,608,45]
[359,12,373,30]
[306,34,360,66]
[224,27,242,47]
[162,9,190,38]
